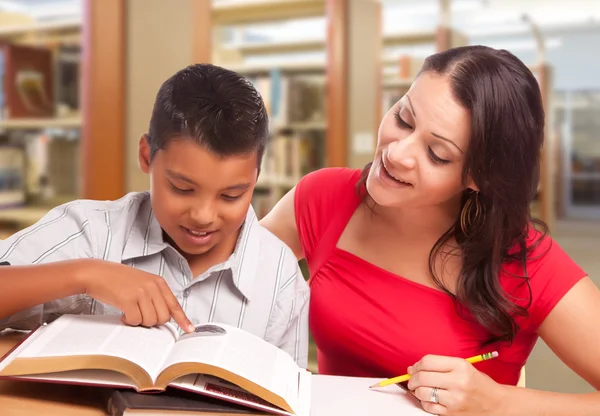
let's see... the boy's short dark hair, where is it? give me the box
[147,64,269,166]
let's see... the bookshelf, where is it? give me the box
[212,0,325,24]
[0,116,81,130]
[0,0,126,235]
[379,0,555,227]
[0,10,81,234]
[380,0,468,117]
[208,0,384,374]
[209,0,333,219]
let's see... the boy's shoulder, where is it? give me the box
[50,191,153,254]
[69,191,150,214]
[46,192,151,228]
[29,191,150,230]
[253,216,297,262]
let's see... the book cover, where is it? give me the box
[104,387,269,416]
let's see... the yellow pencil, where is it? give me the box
[368,351,499,389]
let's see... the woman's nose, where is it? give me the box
[387,138,417,170]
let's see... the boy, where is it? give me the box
[0,64,309,368]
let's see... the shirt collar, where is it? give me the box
[228,205,260,301]
[122,197,260,301]
[122,194,168,261]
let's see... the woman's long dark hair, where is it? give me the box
[358,45,549,345]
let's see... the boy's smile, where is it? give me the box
[139,135,259,273]
[181,226,217,246]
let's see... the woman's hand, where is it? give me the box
[406,354,507,415]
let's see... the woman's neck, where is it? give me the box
[368,195,462,241]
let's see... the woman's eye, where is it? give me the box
[428,147,450,165]
[394,111,413,129]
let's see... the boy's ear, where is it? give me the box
[138,134,151,174]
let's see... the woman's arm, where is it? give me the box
[259,186,304,260]
[493,276,600,415]
[407,277,600,416]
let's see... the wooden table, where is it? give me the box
[0,332,107,415]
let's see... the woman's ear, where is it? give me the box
[466,175,479,192]
[138,134,151,174]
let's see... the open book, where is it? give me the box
[0,314,311,416]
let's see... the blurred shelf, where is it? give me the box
[212,0,325,24]
[226,61,325,74]
[257,175,298,188]
[0,18,81,38]
[229,39,325,54]
[383,30,437,46]
[273,121,327,131]
[0,206,51,225]
[571,172,600,180]
[382,78,413,90]
[0,116,82,130]
[0,194,77,226]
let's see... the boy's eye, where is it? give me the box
[222,194,242,201]
[170,183,193,194]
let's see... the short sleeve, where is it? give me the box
[293,167,362,265]
[0,200,96,265]
[263,247,310,368]
[525,234,587,331]
[0,200,96,330]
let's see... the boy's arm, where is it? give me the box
[0,202,194,333]
[0,202,96,329]
[264,260,310,369]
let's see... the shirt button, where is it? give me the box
[183,289,190,298]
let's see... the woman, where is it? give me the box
[260,45,600,415]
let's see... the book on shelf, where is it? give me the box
[251,187,274,219]
[240,66,327,193]
[245,70,327,128]
[0,43,54,119]
[0,314,311,416]
[260,130,325,186]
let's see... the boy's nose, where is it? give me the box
[189,204,216,226]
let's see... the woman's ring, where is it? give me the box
[429,387,440,404]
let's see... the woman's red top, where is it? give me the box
[294,168,587,385]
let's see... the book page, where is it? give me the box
[12,314,177,382]
[162,323,302,411]
[23,369,137,389]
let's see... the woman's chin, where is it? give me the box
[366,175,407,208]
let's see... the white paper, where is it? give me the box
[310,375,430,416]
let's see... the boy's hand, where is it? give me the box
[78,259,195,333]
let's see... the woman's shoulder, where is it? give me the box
[298,167,363,189]
[504,225,588,330]
[293,167,365,263]
[521,226,579,273]
[295,167,364,207]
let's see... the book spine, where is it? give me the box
[105,390,128,416]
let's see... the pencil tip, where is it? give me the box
[368,383,378,389]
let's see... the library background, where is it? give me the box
[0,0,597,395]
